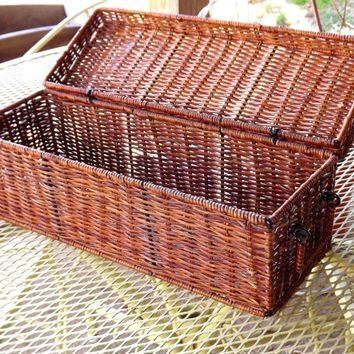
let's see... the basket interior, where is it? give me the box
[47,9,354,144]
[0,93,328,217]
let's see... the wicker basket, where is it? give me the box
[0,91,339,316]
[1,8,353,316]
[45,8,354,158]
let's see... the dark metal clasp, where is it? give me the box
[289,224,311,245]
[320,189,341,208]
[85,86,94,103]
[265,217,273,228]
[269,127,280,144]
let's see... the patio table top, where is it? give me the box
[0,48,353,354]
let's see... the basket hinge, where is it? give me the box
[269,127,280,144]
[289,224,311,245]
[265,217,273,229]
[85,86,95,103]
[289,224,312,273]
[264,310,274,317]
[320,189,341,208]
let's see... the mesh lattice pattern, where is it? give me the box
[0,48,353,354]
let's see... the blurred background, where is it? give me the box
[0,0,353,63]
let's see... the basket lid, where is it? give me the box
[45,8,354,158]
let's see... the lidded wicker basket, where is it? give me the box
[1,8,354,316]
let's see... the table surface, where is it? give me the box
[0,48,353,354]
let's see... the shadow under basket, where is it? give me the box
[0,91,340,316]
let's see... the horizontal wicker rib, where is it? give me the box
[0,91,338,315]
[45,8,354,156]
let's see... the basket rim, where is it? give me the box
[46,83,352,153]
[88,7,354,43]
[47,88,337,159]
[0,90,338,227]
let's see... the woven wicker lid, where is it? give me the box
[45,8,354,158]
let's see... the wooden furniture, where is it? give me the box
[0,3,75,63]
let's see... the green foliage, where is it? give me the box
[289,0,308,6]
[276,12,289,26]
[319,0,354,32]
[288,0,331,8]
[317,0,332,9]
[320,7,340,30]
[287,0,354,33]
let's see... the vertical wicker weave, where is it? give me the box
[0,91,339,316]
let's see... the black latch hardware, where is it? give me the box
[320,190,341,208]
[289,224,311,244]
[269,127,280,144]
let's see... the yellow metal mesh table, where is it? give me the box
[0,49,353,354]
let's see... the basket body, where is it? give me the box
[0,92,338,316]
[45,8,354,157]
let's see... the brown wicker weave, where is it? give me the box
[45,8,354,157]
[0,91,339,316]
